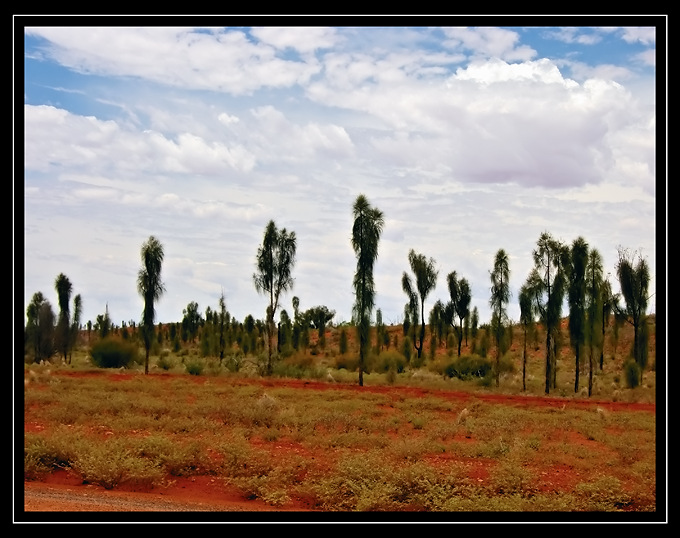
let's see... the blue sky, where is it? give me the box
[20,20,663,328]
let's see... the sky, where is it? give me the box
[19,18,664,330]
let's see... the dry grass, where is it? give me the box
[23,317,660,513]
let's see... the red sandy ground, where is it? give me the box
[21,370,657,518]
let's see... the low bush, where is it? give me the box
[443,354,493,380]
[374,350,407,374]
[334,353,359,371]
[89,339,139,369]
[185,358,204,376]
[156,354,174,370]
[623,359,641,388]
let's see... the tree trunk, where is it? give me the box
[574,348,580,393]
[417,304,425,359]
[522,327,527,392]
[545,330,551,395]
[588,345,593,397]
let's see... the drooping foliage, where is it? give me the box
[525,232,569,394]
[489,249,511,387]
[615,247,651,381]
[567,237,589,393]
[351,194,384,386]
[253,220,297,374]
[137,235,166,374]
[402,249,438,360]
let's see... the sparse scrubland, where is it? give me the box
[23,317,660,515]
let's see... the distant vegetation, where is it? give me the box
[24,196,655,395]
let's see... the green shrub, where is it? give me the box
[335,353,359,371]
[89,339,138,369]
[443,354,492,380]
[185,358,204,376]
[401,336,412,362]
[274,355,325,379]
[375,350,407,374]
[224,352,243,372]
[339,328,349,355]
[157,354,174,370]
[623,359,641,388]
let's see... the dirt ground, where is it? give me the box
[19,369,658,521]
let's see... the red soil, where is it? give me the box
[21,369,657,518]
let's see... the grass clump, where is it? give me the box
[89,339,139,369]
[442,354,493,381]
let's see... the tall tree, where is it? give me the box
[489,249,511,387]
[585,248,604,397]
[253,220,297,375]
[182,301,203,343]
[376,308,385,354]
[429,300,446,351]
[351,194,384,386]
[599,278,614,370]
[217,291,229,363]
[69,294,82,364]
[305,305,336,348]
[444,271,471,357]
[526,232,569,394]
[615,247,651,381]
[568,237,589,393]
[402,249,438,360]
[26,292,55,363]
[518,283,535,392]
[278,309,293,354]
[137,235,166,375]
[470,306,479,342]
[54,273,73,363]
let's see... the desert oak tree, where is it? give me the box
[444,271,471,357]
[351,194,384,387]
[568,237,589,393]
[518,283,535,392]
[253,220,297,375]
[137,235,166,375]
[402,250,438,360]
[615,247,651,381]
[489,249,511,387]
[585,248,604,396]
[526,232,569,394]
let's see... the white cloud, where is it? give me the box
[620,27,656,46]
[249,26,338,54]
[453,57,576,86]
[442,27,537,61]
[218,112,240,125]
[25,27,322,95]
[22,25,658,326]
[25,105,257,176]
